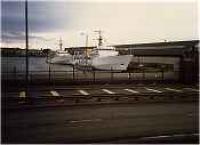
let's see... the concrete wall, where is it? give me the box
[131,56,180,71]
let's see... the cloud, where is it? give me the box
[1,1,71,41]
[1,1,198,48]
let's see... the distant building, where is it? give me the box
[114,40,199,84]
[66,40,199,84]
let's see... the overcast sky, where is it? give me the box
[1,0,198,49]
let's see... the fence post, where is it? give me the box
[93,70,96,83]
[48,64,51,83]
[128,72,131,81]
[30,72,32,84]
[111,67,113,82]
[142,69,145,80]
[132,70,134,81]
[65,70,68,82]
[52,69,55,88]
[73,65,75,81]
[161,69,164,82]
[13,66,16,83]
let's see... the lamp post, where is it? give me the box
[25,0,29,96]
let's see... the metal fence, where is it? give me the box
[1,66,180,86]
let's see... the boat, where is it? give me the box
[73,31,133,71]
[48,50,73,65]
[48,38,73,65]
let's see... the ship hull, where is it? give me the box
[48,55,73,65]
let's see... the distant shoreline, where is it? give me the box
[1,55,47,57]
[1,47,54,57]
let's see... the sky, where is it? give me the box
[1,0,198,50]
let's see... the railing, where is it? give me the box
[1,67,180,86]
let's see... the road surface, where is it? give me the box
[2,102,198,143]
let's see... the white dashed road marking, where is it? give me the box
[165,88,182,93]
[183,88,199,92]
[145,88,162,93]
[78,90,89,96]
[143,133,198,139]
[50,91,60,96]
[124,89,139,94]
[102,89,115,95]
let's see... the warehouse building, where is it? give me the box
[114,40,199,84]
[66,40,199,84]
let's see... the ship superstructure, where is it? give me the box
[48,38,73,65]
[73,31,133,71]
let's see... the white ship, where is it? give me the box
[49,50,73,65]
[74,31,132,71]
[48,38,73,65]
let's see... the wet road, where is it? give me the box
[2,102,198,143]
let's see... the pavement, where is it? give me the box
[2,83,199,143]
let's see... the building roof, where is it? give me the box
[113,40,199,49]
[66,40,199,57]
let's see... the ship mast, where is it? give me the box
[94,30,103,47]
[59,37,63,51]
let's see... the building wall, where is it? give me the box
[131,56,180,71]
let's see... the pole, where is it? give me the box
[111,67,113,82]
[85,34,88,65]
[49,64,51,83]
[25,0,29,96]
[93,70,96,83]
[73,65,75,81]
[85,34,88,55]
[128,72,131,81]
[161,69,164,82]
[14,66,16,83]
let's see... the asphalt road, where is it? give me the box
[2,102,198,144]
